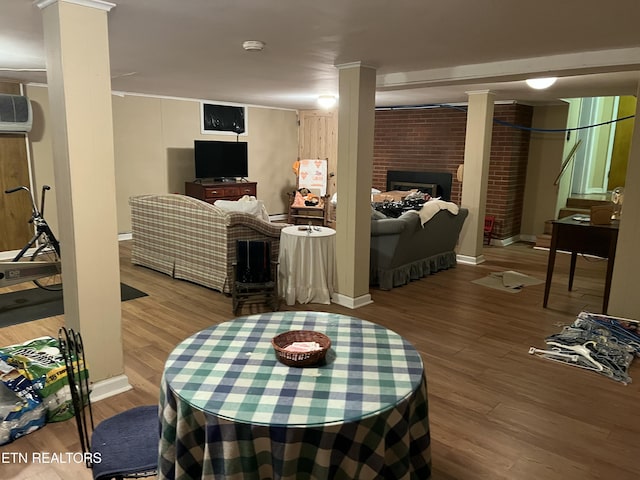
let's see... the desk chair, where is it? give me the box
[232,240,279,315]
[58,327,158,480]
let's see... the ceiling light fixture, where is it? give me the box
[317,95,337,109]
[242,40,265,52]
[525,77,557,90]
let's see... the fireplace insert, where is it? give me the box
[386,170,452,201]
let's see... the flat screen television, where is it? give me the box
[194,140,248,181]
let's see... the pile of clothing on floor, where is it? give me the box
[372,190,431,218]
[529,311,640,384]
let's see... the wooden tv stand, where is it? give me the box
[185,181,257,204]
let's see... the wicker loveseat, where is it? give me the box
[129,194,286,293]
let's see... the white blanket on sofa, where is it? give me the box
[406,199,459,226]
[215,195,270,221]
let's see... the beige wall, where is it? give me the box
[25,86,58,233]
[609,88,640,319]
[520,103,569,238]
[25,86,298,233]
[248,107,300,213]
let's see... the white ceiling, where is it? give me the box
[1,0,640,110]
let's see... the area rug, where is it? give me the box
[472,270,544,293]
[0,283,147,328]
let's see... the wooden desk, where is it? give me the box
[543,216,619,314]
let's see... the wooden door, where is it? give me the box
[298,109,338,198]
[607,95,635,190]
[0,82,33,252]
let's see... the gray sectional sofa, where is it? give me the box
[369,207,468,290]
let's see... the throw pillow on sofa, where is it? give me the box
[371,207,387,220]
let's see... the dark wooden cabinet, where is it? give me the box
[185,181,257,204]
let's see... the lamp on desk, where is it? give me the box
[611,187,624,220]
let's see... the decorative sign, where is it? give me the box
[201,103,246,135]
[298,159,327,196]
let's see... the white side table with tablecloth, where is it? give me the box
[278,225,336,305]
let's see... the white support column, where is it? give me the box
[36,0,128,390]
[457,90,495,265]
[332,62,376,309]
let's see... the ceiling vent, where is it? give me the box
[242,40,265,52]
[0,94,33,133]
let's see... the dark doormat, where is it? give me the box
[0,283,147,328]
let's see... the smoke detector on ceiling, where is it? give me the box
[242,40,265,52]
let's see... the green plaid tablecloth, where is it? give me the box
[159,312,431,479]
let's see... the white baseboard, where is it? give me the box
[331,292,373,309]
[490,234,520,246]
[269,213,288,222]
[118,233,132,241]
[90,374,132,402]
[519,234,538,243]
[457,254,486,265]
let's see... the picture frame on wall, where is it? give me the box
[201,102,247,135]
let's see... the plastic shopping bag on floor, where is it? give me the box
[0,358,46,445]
[0,336,84,422]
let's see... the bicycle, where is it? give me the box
[0,185,62,291]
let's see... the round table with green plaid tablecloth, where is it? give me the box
[159,311,431,480]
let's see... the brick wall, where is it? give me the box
[489,105,534,239]
[373,103,533,241]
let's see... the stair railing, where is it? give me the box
[553,139,582,186]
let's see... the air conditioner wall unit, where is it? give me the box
[0,94,33,133]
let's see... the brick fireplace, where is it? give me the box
[373,104,534,242]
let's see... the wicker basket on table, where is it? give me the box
[272,330,331,367]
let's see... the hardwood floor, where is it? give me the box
[1,241,638,480]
